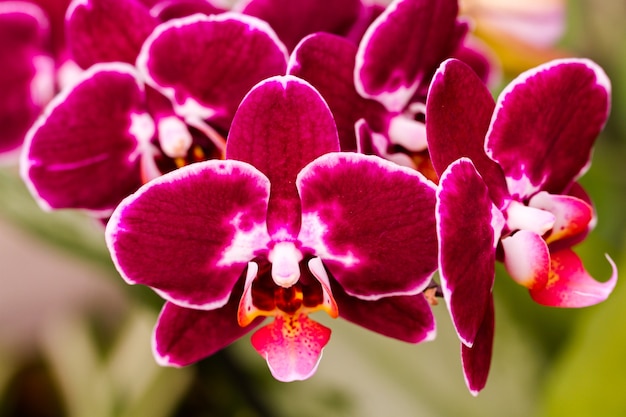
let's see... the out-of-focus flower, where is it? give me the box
[460,0,569,75]
[0,0,222,159]
[0,0,70,158]
[105,75,439,381]
[21,12,288,217]
[287,0,490,179]
[64,0,226,71]
[425,58,618,394]
[233,0,384,51]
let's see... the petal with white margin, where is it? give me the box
[106,160,271,309]
[437,158,504,346]
[298,152,438,299]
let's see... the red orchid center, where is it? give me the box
[238,247,338,327]
[236,247,339,382]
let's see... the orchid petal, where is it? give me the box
[426,58,507,206]
[21,64,147,214]
[66,0,158,69]
[32,0,70,58]
[437,158,504,346]
[105,160,272,309]
[501,230,550,290]
[137,13,288,130]
[150,0,226,21]
[153,298,263,367]
[356,0,467,112]
[486,58,611,198]
[343,2,385,44]
[239,0,362,51]
[530,250,617,307]
[288,33,387,152]
[298,153,438,299]
[251,314,331,382]
[529,191,593,245]
[227,75,340,238]
[461,296,494,396]
[330,280,436,343]
[0,3,52,154]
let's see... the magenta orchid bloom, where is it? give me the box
[0,0,71,157]
[425,58,618,394]
[105,75,439,381]
[21,12,288,217]
[287,0,491,175]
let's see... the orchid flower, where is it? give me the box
[21,12,288,217]
[287,0,492,177]
[0,0,71,158]
[105,75,439,381]
[425,57,618,394]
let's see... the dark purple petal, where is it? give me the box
[150,0,226,21]
[0,3,52,154]
[343,2,385,44]
[137,13,288,131]
[66,0,158,69]
[437,158,504,346]
[153,298,264,367]
[288,33,387,152]
[21,64,148,213]
[105,160,272,309]
[426,58,508,206]
[239,0,362,51]
[227,75,340,238]
[331,279,436,343]
[298,153,438,298]
[486,58,611,198]
[35,0,71,58]
[356,0,467,111]
[461,296,494,396]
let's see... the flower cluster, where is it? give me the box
[13,0,617,395]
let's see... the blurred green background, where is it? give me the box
[2,0,626,416]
